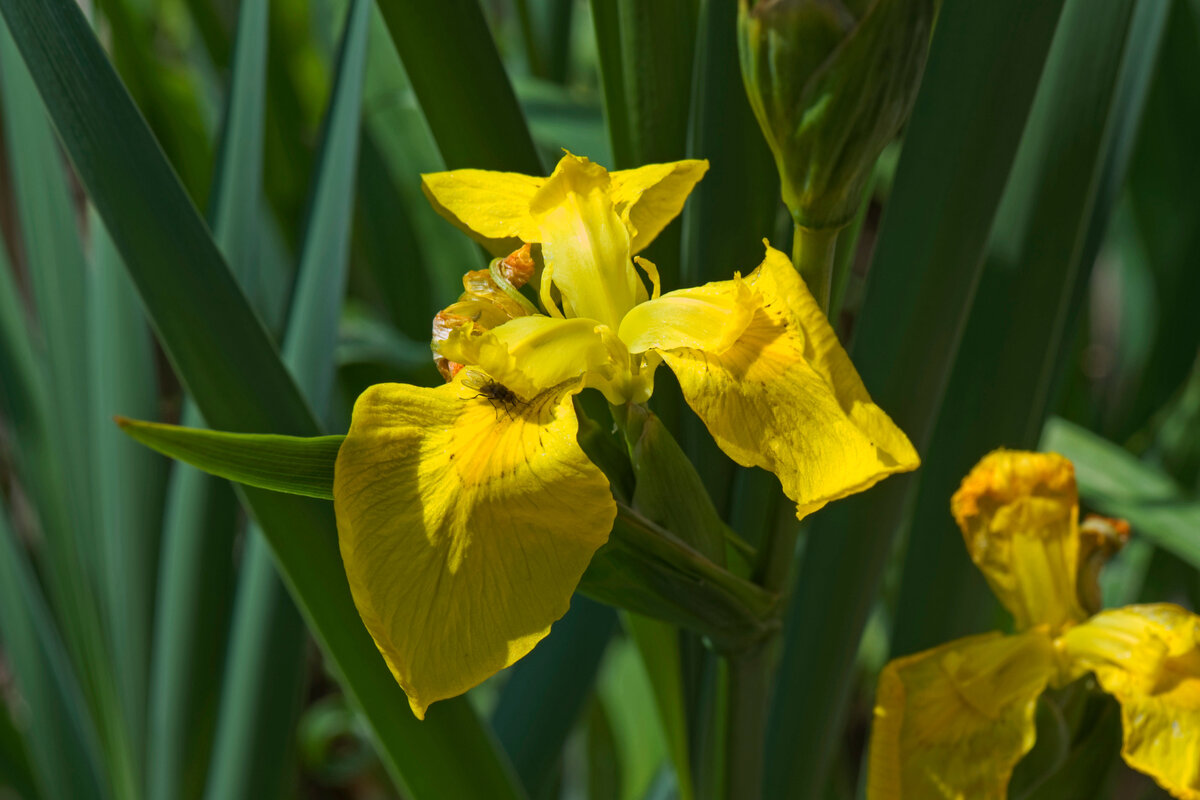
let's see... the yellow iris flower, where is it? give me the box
[868,450,1200,800]
[334,152,919,718]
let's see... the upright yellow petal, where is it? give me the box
[333,377,616,718]
[530,154,643,329]
[868,631,1056,800]
[627,244,918,520]
[951,451,1088,633]
[1059,604,1200,799]
[420,169,543,255]
[608,159,709,253]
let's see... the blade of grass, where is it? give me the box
[204,2,370,796]
[1114,0,1200,440]
[589,0,697,293]
[146,1,269,795]
[1041,417,1200,569]
[0,692,37,800]
[680,0,780,517]
[764,1,1068,796]
[622,614,694,800]
[89,219,167,772]
[491,597,619,798]
[0,0,527,794]
[889,0,1162,658]
[0,507,105,800]
[373,0,541,173]
[0,21,138,798]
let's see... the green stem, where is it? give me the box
[791,223,840,315]
[725,644,769,800]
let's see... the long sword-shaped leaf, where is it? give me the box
[89,221,166,771]
[890,0,1165,658]
[147,1,269,795]
[764,1,1068,796]
[0,0,527,796]
[0,508,104,800]
[491,598,619,797]
[1041,417,1200,570]
[373,0,541,173]
[0,21,138,798]
[204,2,370,796]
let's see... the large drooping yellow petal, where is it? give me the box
[439,314,629,403]
[951,451,1088,634]
[333,377,616,718]
[608,160,709,253]
[420,169,543,255]
[867,631,1056,800]
[630,244,918,520]
[1059,604,1200,799]
[529,154,643,329]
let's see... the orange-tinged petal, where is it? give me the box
[868,631,1056,800]
[951,451,1089,633]
[1059,604,1200,799]
[333,376,616,718]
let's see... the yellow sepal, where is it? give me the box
[333,376,616,718]
[639,244,918,520]
[951,451,1088,634]
[868,631,1056,800]
[1059,604,1200,799]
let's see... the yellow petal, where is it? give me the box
[1059,604,1200,799]
[333,377,616,718]
[618,276,759,355]
[530,154,642,329]
[420,169,543,255]
[868,631,1056,800]
[951,451,1088,634]
[640,244,918,520]
[439,315,627,402]
[608,159,709,253]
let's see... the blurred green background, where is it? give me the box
[0,0,1197,798]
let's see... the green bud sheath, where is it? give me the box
[738,0,937,230]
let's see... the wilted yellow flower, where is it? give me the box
[868,450,1200,800]
[334,152,918,718]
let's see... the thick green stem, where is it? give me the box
[792,223,840,314]
[725,644,769,800]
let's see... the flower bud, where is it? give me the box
[738,0,936,229]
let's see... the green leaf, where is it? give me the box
[89,221,166,772]
[117,419,342,500]
[0,0,527,794]
[622,614,694,800]
[374,0,541,173]
[0,20,138,798]
[1113,0,1200,439]
[890,0,1163,658]
[204,3,372,795]
[491,597,618,797]
[0,508,104,800]
[590,0,697,293]
[1040,417,1200,570]
[764,0,1070,795]
[145,5,270,795]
